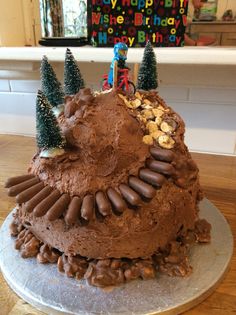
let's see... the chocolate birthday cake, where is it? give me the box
[5,47,211,288]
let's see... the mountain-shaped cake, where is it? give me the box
[5,46,211,288]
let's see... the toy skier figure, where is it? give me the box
[108,42,129,86]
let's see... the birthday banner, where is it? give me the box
[87,0,189,47]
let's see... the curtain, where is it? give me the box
[41,0,64,37]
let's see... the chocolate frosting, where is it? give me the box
[7,89,206,264]
[29,89,149,197]
[18,180,199,259]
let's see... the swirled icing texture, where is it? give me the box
[29,89,149,197]
[16,89,203,260]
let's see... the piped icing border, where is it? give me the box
[5,146,177,225]
[5,91,199,226]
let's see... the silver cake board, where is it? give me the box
[0,199,233,315]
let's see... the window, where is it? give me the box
[40,0,87,38]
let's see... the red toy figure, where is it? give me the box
[102,42,135,94]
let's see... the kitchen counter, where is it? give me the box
[189,21,236,46]
[0,46,236,65]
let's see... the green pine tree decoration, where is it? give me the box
[64,48,85,95]
[40,56,65,107]
[137,41,158,91]
[36,90,66,158]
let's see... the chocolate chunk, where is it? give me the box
[65,100,78,118]
[110,259,121,269]
[9,217,23,237]
[128,176,156,199]
[57,256,64,273]
[24,186,53,213]
[107,188,126,213]
[46,194,71,221]
[37,244,60,264]
[159,241,192,277]
[95,191,112,216]
[33,190,61,217]
[194,219,211,243]
[124,266,140,281]
[5,174,35,188]
[81,195,94,221]
[119,184,141,206]
[150,147,175,162]
[85,260,125,287]
[58,254,88,280]
[15,229,29,250]
[139,168,166,187]
[8,177,40,197]
[172,157,199,188]
[79,88,94,103]
[65,196,81,225]
[16,182,44,204]
[163,118,178,132]
[125,260,156,281]
[139,265,156,280]
[146,159,175,176]
[65,95,73,103]
[15,229,40,258]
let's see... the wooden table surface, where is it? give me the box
[0,135,235,315]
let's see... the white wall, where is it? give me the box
[0,0,41,47]
[0,61,235,155]
[0,0,25,46]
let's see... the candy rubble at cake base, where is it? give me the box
[9,210,211,288]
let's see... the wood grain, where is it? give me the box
[0,135,235,315]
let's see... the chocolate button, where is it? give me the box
[5,174,35,188]
[81,195,94,221]
[8,177,40,197]
[139,168,166,187]
[146,159,175,176]
[119,184,141,206]
[65,196,81,225]
[16,182,45,204]
[95,191,112,216]
[150,147,175,162]
[46,194,71,221]
[128,176,156,199]
[24,186,53,213]
[107,188,126,213]
[33,190,61,217]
